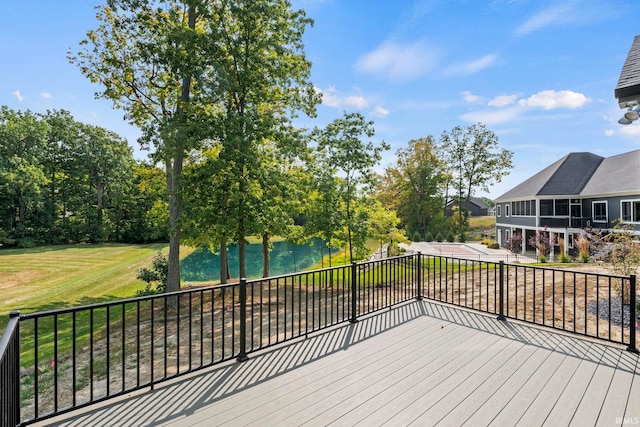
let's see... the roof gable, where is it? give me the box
[537,152,603,195]
[615,35,640,107]
[496,150,640,201]
[581,149,640,195]
[495,153,603,201]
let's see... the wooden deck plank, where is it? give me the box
[596,350,637,426]
[569,347,623,426]
[298,324,493,426]
[33,301,639,427]
[351,332,517,426]
[428,331,545,426]
[214,318,466,426]
[623,355,640,422]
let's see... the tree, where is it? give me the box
[505,232,523,259]
[177,0,318,281]
[440,123,513,240]
[528,227,556,262]
[71,0,218,292]
[208,0,318,279]
[0,107,49,246]
[313,112,389,262]
[375,137,446,239]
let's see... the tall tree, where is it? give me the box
[0,107,49,245]
[439,123,513,239]
[313,112,389,262]
[71,0,217,292]
[375,137,446,238]
[210,0,319,279]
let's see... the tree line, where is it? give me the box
[0,107,166,247]
[1,0,514,293]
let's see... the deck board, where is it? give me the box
[36,300,639,427]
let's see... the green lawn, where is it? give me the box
[0,243,174,330]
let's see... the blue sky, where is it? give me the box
[1,1,639,199]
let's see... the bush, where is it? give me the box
[425,231,434,242]
[435,232,443,242]
[412,231,421,242]
[538,254,547,263]
[480,238,493,246]
[487,241,499,249]
[558,253,571,263]
[446,231,455,242]
[135,252,168,296]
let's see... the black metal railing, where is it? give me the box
[422,255,638,351]
[0,253,637,426]
[1,312,20,427]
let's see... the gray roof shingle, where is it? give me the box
[495,150,640,201]
[615,35,640,107]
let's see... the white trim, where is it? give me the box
[621,199,640,223]
[591,200,608,223]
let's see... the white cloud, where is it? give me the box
[489,94,518,107]
[316,86,369,110]
[515,1,621,36]
[12,90,23,102]
[517,90,590,110]
[445,54,499,76]
[460,91,483,104]
[371,105,390,118]
[516,4,572,36]
[620,125,640,138]
[41,92,52,99]
[355,40,442,81]
[604,129,614,137]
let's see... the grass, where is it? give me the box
[0,243,177,330]
[467,215,496,241]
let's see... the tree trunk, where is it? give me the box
[164,4,196,293]
[262,233,270,278]
[220,236,228,284]
[166,155,182,293]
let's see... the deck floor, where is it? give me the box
[38,301,640,427]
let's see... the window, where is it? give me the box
[497,205,502,217]
[509,200,535,216]
[592,201,607,222]
[621,200,640,222]
[555,199,569,216]
[540,199,569,216]
[505,204,510,217]
[540,199,554,216]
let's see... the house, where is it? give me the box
[494,150,640,256]
[445,197,489,217]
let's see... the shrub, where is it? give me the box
[135,252,168,296]
[538,254,547,263]
[480,238,493,246]
[412,231,421,242]
[446,231,455,242]
[425,231,434,242]
[487,241,499,249]
[576,234,590,263]
[435,232,443,242]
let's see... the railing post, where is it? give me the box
[416,252,422,301]
[628,275,638,354]
[1,310,21,427]
[350,262,358,323]
[237,278,249,362]
[497,261,506,320]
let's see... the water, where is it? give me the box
[181,238,333,281]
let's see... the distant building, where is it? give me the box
[446,197,489,217]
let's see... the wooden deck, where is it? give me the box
[37,301,640,427]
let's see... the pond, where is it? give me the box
[181,238,335,282]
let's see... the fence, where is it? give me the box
[0,253,637,426]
